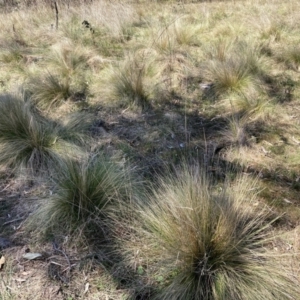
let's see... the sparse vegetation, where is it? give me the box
[1,1,300,299]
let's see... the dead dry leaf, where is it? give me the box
[283,198,292,204]
[14,277,26,283]
[84,282,89,294]
[0,255,5,269]
[22,253,43,260]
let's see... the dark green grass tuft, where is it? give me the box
[27,154,136,242]
[0,94,86,173]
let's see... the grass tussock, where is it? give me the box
[104,51,157,109]
[0,43,26,64]
[27,154,135,242]
[28,42,91,109]
[280,45,300,71]
[222,88,272,120]
[28,73,73,109]
[173,17,202,46]
[58,112,94,146]
[221,117,249,147]
[0,94,86,173]
[203,40,266,97]
[47,42,91,79]
[1,1,300,299]
[117,166,300,300]
[150,17,201,55]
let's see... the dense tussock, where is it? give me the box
[115,167,300,300]
[1,1,300,299]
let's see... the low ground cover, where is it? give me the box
[0,0,300,299]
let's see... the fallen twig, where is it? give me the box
[3,217,24,225]
[52,242,72,275]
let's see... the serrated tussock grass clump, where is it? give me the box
[279,45,300,71]
[0,44,25,64]
[0,94,85,172]
[29,73,73,109]
[47,43,91,79]
[222,88,272,120]
[256,16,283,42]
[221,116,248,147]
[61,16,96,46]
[28,43,90,109]
[58,112,94,146]
[204,41,265,96]
[152,26,176,55]
[119,166,300,300]
[29,72,89,109]
[107,51,156,109]
[28,154,136,241]
[173,17,202,47]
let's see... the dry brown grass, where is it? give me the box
[1,0,300,299]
